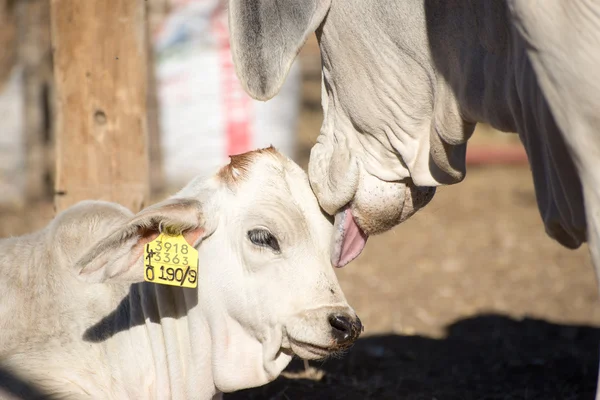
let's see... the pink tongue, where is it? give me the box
[331,208,368,268]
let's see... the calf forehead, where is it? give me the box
[249,155,322,210]
[224,149,306,201]
[223,149,332,236]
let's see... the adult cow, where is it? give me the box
[227,0,600,396]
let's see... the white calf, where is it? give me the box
[0,147,362,400]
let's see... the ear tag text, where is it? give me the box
[144,232,198,288]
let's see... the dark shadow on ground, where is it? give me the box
[225,313,600,400]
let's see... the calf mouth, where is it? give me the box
[287,337,349,360]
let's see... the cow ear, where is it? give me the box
[228,0,331,101]
[75,198,207,284]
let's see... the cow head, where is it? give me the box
[228,0,476,266]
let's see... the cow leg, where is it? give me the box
[583,184,600,295]
[581,176,600,400]
[507,1,600,395]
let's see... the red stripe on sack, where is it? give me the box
[211,8,252,157]
[465,146,529,166]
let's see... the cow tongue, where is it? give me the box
[331,208,368,268]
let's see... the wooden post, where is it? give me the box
[17,0,54,203]
[50,0,150,213]
[146,0,167,196]
[0,0,17,91]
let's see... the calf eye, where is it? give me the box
[247,229,281,253]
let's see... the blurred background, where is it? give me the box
[0,1,599,399]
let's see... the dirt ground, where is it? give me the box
[1,37,599,400]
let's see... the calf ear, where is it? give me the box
[228,0,331,101]
[75,198,207,284]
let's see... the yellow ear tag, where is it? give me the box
[144,232,198,288]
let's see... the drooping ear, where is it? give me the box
[228,0,331,101]
[75,198,207,284]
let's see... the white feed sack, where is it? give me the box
[0,66,25,206]
[153,0,302,187]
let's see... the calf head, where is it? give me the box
[75,147,362,392]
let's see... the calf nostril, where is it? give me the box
[329,314,350,333]
[329,314,361,344]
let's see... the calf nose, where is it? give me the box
[328,313,362,346]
